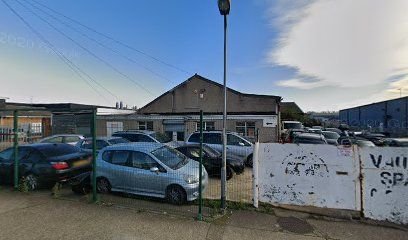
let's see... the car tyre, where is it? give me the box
[96,177,111,194]
[71,184,89,195]
[246,155,253,167]
[166,185,187,205]
[226,166,234,181]
[22,174,39,191]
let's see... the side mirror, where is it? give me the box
[150,166,159,173]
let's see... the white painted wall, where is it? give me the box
[360,147,408,224]
[257,143,361,211]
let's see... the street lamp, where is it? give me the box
[218,0,230,211]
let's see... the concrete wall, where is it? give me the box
[255,143,408,224]
[257,143,361,211]
[139,75,279,115]
[360,147,408,224]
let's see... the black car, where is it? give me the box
[293,133,327,144]
[0,143,91,190]
[176,144,245,180]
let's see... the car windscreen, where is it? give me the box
[108,138,130,144]
[322,132,340,139]
[150,132,171,143]
[151,146,188,170]
[203,145,221,158]
[39,144,80,158]
[284,122,303,129]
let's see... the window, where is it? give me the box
[43,136,63,143]
[138,121,153,131]
[188,133,200,143]
[196,122,215,131]
[26,150,44,163]
[137,134,155,142]
[102,151,113,163]
[111,151,130,166]
[203,133,222,144]
[236,122,256,139]
[64,136,80,143]
[131,152,158,170]
[151,146,187,170]
[227,134,251,146]
[0,148,13,162]
[80,139,108,150]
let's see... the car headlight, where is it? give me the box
[183,175,199,184]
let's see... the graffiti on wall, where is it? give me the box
[258,144,360,211]
[361,147,408,225]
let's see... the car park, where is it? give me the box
[186,131,254,167]
[359,132,386,146]
[321,131,340,145]
[94,143,208,205]
[282,121,303,133]
[324,128,342,135]
[293,133,327,145]
[76,137,130,153]
[0,143,91,190]
[283,129,305,143]
[39,134,85,146]
[175,144,245,180]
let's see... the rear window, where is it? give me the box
[39,144,80,158]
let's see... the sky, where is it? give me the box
[0,0,407,111]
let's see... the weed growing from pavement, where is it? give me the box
[17,177,29,193]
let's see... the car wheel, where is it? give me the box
[96,178,111,194]
[246,155,253,167]
[226,166,234,181]
[71,184,89,195]
[23,174,39,191]
[166,185,187,205]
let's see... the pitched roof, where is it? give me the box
[139,74,282,111]
[281,102,304,114]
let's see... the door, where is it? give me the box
[127,151,167,195]
[106,150,131,191]
[0,148,13,184]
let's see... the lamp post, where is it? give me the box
[218,0,230,211]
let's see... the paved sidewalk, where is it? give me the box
[0,190,406,240]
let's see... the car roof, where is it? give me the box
[103,142,164,153]
[21,143,76,150]
[82,136,123,141]
[283,121,301,123]
[321,131,339,134]
[391,138,408,142]
[191,130,239,134]
[295,133,324,139]
[44,134,83,138]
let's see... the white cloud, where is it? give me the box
[268,0,408,93]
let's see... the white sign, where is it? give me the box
[263,116,277,128]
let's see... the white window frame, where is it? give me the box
[138,121,153,131]
[196,121,215,131]
[236,121,256,138]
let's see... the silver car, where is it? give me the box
[186,131,253,167]
[39,134,84,146]
[95,143,208,204]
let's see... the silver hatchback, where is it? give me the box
[95,143,208,204]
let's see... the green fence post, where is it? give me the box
[13,110,19,190]
[198,110,204,220]
[91,108,98,202]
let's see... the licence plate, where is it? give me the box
[73,159,90,167]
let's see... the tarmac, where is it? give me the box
[0,189,407,240]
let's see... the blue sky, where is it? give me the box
[1,0,407,111]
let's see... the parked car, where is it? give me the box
[359,133,386,146]
[112,130,171,144]
[307,128,323,134]
[384,138,408,147]
[75,137,130,153]
[355,140,376,148]
[282,121,304,133]
[186,131,254,167]
[321,131,340,145]
[39,134,84,146]
[324,128,342,135]
[175,144,245,180]
[93,143,208,205]
[0,143,91,190]
[284,129,305,143]
[293,133,327,145]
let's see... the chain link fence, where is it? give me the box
[0,108,255,219]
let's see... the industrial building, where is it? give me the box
[339,96,408,137]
